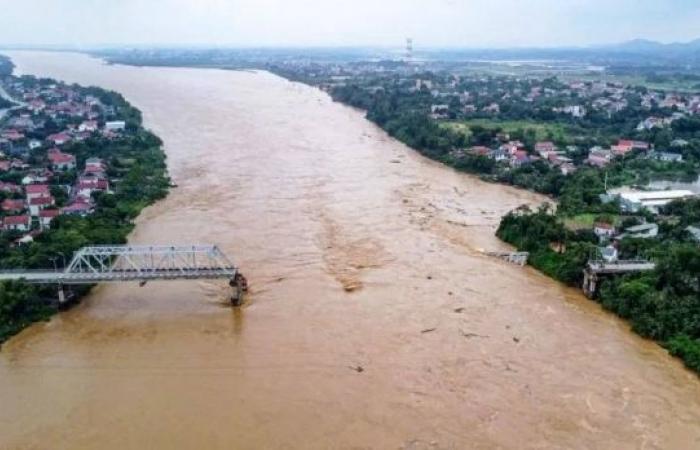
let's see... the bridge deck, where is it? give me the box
[0,244,238,285]
[587,261,656,274]
[0,268,237,284]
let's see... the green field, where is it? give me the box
[558,73,700,93]
[441,119,569,142]
[563,213,622,231]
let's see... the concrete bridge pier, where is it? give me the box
[58,285,67,304]
[229,273,247,307]
[582,270,598,299]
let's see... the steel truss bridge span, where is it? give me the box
[0,245,246,305]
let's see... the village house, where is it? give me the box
[611,140,649,157]
[105,121,126,131]
[2,199,25,213]
[39,209,60,230]
[47,148,77,171]
[84,158,108,176]
[535,141,557,158]
[555,105,586,118]
[559,163,577,175]
[614,190,696,213]
[25,184,51,201]
[594,222,617,240]
[511,150,531,167]
[483,103,500,114]
[0,181,22,194]
[489,147,509,162]
[75,176,109,200]
[648,151,684,163]
[637,117,665,131]
[22,170,53,185]
[28,196,55,216]
[2,215,32,232]
[46,132,72,146]
[61,199,94,216]
[622,223,659,239]
[78,120,98,132]
[586,147,613,168]
[430,104,450,119]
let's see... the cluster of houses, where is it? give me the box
[0,155,109,235]
[0,76,124,243]
[593,218,700,260]
[451,132,688,176]
[585,138,687,168]
[455,139,578,174]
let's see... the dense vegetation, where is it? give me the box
[0,86,169,345]
[498,201,700,372]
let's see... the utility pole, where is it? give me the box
[604,171,608,192]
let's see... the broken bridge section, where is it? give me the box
[582,260,656,298]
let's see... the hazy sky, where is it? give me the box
[1,0,700,48]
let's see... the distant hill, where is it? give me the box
[604,38,700,54]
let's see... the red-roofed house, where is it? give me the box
[25,184,51,201]
[39,209,60,229]
[61,200,94,216]
[84,157,107,175]
[511,150,531,167]
[47,148,77,171]
[2,215,32,232]
[46,132,72,146]
[611,140,649,157]
[29,196,55,216]
[2,199,25,213]
[0,160,10,172]
[75,176,109,199]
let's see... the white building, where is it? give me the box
[617,190,695,213]
[105,121,126,131]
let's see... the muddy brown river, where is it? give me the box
[1,51,700,450]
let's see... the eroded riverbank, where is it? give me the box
[1,51,700,450]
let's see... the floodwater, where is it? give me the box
[1,51,700,450]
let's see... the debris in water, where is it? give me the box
[426,275,433,280]
[343,281,362,292]
[460,330,489,339]
[513,337,520,343]
[421,328,437,334]
[448,291,453,296]
[349,365,364,373]
[453,307,465,313]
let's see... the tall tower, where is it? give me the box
[405,38,413,63]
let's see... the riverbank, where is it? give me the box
[0,57,170,345]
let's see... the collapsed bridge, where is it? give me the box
[0,244,247,306]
